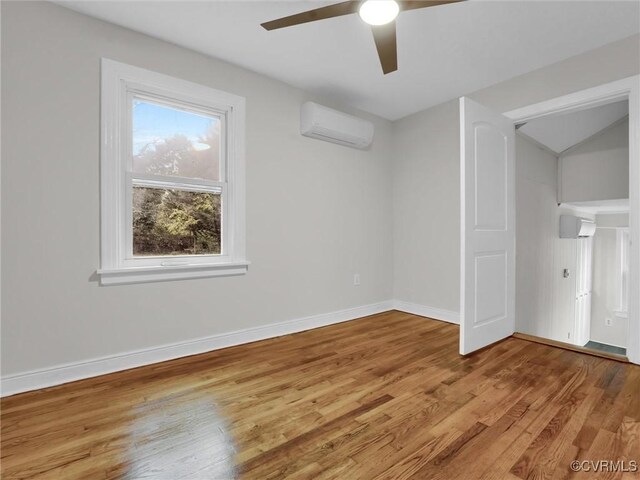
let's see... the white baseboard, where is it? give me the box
[392,300,460,324]
[1,299,460,397]
[1,301,393,397]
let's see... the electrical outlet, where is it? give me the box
[353,274,361,286]
[605,318,613,327]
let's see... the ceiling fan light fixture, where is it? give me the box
[358,0,400,26]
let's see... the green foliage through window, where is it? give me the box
[133,187,221,256]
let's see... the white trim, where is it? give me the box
[503,76,638,123]
[97,261,250,285]
[100,58,247,285]
[0,301,392,397]
[504,75,640,365]
[393,300,460,324]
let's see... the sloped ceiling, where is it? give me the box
[518,100,629,154]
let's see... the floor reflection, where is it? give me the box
[125,396,236,479]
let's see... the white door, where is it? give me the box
[460,97,516,354]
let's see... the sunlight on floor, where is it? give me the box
[126,396,236,479]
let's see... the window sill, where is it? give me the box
[97,261,250,285]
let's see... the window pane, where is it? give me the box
[132,99,221,181]
[133,186,221,256]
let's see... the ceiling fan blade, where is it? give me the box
[371,21,397,74]
[400,0,465,12]
[261,1,359,31]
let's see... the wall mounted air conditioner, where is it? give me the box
[300,101,374,149]
[560,215,596,238]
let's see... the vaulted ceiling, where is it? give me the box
[519,100,629,154]
[57,1,640,120]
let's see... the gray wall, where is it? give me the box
[392,33,639,314]
[1,2,394,376]
[514,135,559,338]
[470,35,640,114]
[514,134,597,343]
[392,101,460,313]
[2,1,639,377]
[560,119,629,203]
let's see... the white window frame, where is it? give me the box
[98,59,248,285]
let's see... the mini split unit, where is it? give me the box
[560,215,596,238]
[300,102,374,150]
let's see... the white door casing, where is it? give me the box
[460,97,516,355]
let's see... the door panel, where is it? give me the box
[475,124,507,230]
[460,97,516,355]
[475,252,507,326]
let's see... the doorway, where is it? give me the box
[515,99,630,359]
[459,76,639,364]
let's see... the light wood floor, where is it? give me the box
[2,311,639,479]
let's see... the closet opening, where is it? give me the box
[514,98,630,360]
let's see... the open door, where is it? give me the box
[460,97,515,354]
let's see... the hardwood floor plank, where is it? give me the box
[2,312,639,479]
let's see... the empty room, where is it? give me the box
[1,1,639,479]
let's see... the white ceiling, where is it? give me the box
[56,0,640,120]
[519,100,629,154]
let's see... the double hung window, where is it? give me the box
[99,59,247,285]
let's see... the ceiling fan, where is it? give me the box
[261,0,465,75]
